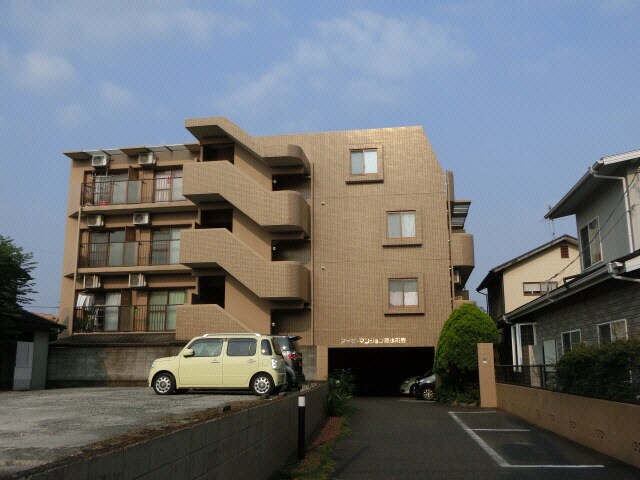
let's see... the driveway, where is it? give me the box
[331,398,638,480]
[0,387,258,477]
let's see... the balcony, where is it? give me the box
[183,161,310,234]
[451,232,475,268]
[73,305,175,333]
[180,229,310,301]
[76,176,193,216]
[79,240,180,267]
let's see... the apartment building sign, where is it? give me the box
[341,337,407,345]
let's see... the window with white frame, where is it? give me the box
[580,218,602,269]
[523,281,558,296]
[561,329,581,353]
[387,211,416,238]
[389,279,419,307]
[598,319,628,343]
[511,323,537,365]
[350,149,378,175]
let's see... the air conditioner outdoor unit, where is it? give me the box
[83,275,101,289]
[86,214,104,228]
[138,152,157,166]
[91,154,109,168]
[133,212,150,225]
[129,273,147,288]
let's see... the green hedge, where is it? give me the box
[555,339,640,404]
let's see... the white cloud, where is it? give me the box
[99,81,135,110]
[6,1,248,56]
[12,51,76,92]
[216,10,473,126]
[56,102,89,129]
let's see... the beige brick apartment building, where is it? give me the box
[52,117,474,389]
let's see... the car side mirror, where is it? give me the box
[183,349,194,357]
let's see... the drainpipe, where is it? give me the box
[71,204,82,332]
[589,165,635,252]
[611,275,640,284]
[445,175,455,310]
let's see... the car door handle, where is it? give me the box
[211,360,220,363]
[247,359,256,363]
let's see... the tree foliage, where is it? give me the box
[0,235,36,341]
[434,304,498,390]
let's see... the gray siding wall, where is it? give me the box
[575,180,629,267]
[525,279,640,357]
[625,162,640,249]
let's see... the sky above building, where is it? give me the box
[1,0,639,313]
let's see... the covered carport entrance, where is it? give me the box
[328,347,434,396]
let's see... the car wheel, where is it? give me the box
[153,373,176,395]
[251,373,274,396]
[420,386,435,401]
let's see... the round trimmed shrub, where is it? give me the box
[434,304,498,393]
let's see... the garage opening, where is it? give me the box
[328,347,434,396]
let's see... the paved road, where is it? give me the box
[331,398,638,480]
[0,387,258,477]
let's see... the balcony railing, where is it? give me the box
[78,240,180,267]
[81,177,184,206]
[73,305,176,333]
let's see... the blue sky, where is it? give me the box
[1,0,639,313]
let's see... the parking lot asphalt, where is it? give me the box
[331,398,639,480]
[0,387,258,477]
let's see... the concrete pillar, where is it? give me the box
[477,343,497,408]
[315,345,328,380]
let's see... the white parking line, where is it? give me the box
[448,412,605,469]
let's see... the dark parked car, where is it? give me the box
[274,335,305,390]
[413,371,437,401]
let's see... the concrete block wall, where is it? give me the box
[47,346,182,386]
[19,383,329,480]
[497,383,640,468]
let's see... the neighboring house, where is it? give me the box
[53,117,474,387]
[0,310,65,390]
[500,148,640,365]
[476,235,580,363]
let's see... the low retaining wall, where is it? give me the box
[47,345,182,386]
[497,383,640,468]
[16,383,329,480]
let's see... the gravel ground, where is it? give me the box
[0,387,258,477]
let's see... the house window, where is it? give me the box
[561,329,581,353]
[148,290,187,331]
[387,211,416,238]
[560,245,569,258]
[523,281,558,295]
[389,279,419,307]
[510,323,536,365]
[350,149,378,175]
[598,319,628,343]
[580,218,602,269]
